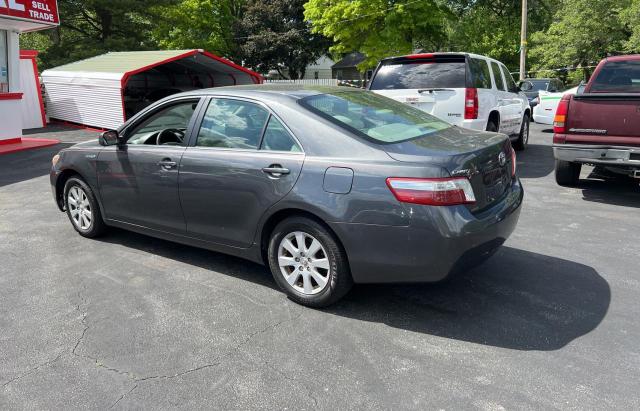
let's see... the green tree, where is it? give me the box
[445,0,556,71]
[236,0,329,78]
[529,0,631,79]
[21,0,177,69]
[622,0,640,51]
[150,0,243,59]
[304,0,452,70]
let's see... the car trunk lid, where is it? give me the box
[382,126,515,212]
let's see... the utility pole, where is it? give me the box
[519,0,528,81]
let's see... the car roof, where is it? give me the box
[604,54,640,62]
[380,52,504,65]
[176,84,364,102]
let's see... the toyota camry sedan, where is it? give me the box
[50,85,523,307]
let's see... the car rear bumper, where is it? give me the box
[553,144,640,168]
[332,178,524,284]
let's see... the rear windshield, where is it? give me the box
[300,91,451,144]
[590,60,640,93]
[528,80,550,91]
[369,61,466,90]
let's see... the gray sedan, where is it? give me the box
[50,85,523,307]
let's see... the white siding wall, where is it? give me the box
[19,57,45,129]
[43,73,124,130]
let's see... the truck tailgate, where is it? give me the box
[567,94,640,146]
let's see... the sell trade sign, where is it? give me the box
[0,0,59,25]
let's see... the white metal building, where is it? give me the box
[41,49,263,130]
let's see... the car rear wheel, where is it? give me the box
[514,114,530,151]
[64,177,107,238]
[486,121,498,132]
[555,160,582,186]
[268,216,352,308]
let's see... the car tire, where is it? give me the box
[555,160,581,186]
[514,113,530,151]
[63,177,107,238]
[486,121,498,132]
[268,216,353,308]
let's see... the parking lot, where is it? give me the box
[1,123,639,409]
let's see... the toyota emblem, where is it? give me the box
[498,152,507,167]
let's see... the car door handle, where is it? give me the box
[262,165,290,176]
[158,159,177,169]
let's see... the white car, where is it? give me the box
[368,52,531,150]
[532,86,579,125]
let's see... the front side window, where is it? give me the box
[126,100,198,145]
[590,60,640,93]
[196,99,269,149]
[300,91,450,144]
[491,62,505,91]
[0,30,8,93]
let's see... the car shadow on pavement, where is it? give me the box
[328,246,610,351]
[516,143,555,179]
[98,228,609,352]
[97,228,279,290]
[0,143,72,188]
[580,177,640,208]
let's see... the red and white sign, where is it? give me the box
[0,0,59,25]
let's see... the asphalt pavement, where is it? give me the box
[1,123,639,410]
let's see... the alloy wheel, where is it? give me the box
[278,231,331,295]
[68,186,92,231]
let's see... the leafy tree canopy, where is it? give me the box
[529,0,633,78]
[304,0,452,70]
[236,0,329,79]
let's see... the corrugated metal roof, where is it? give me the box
[46,50,196,74]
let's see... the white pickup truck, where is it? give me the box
[368,52,531,150]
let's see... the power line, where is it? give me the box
[231,0,428,41]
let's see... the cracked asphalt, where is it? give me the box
[1,123,639,410]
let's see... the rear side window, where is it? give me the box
[260,116,301,152]
[300,91,450,144]
[590,60,640,93]
[491,62,505,90]
[501,65,519,93]
[370,61,466,90]
[196,98,269,149]
[468,58,492,89]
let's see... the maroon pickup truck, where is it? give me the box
[553,55,640,185]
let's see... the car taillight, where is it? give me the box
[386,177,476,206]
[553,94,571,134]
[464,88,478,120]
[510,147,517,177]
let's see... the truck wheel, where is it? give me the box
[514,114,530,151]
[555,160,581,186]
[486,121,498,132]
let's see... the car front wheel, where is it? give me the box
[268,216,352,308]
[63,177,107,238]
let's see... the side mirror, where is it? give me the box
[99,130,124,147]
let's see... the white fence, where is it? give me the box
[265,79,338,86]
